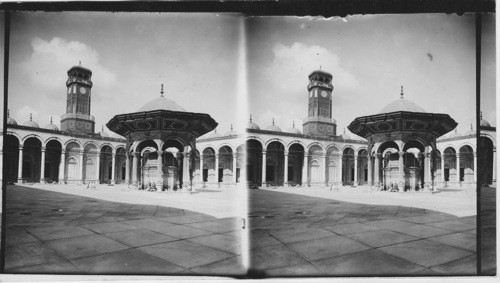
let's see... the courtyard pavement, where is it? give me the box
[4,184,245,276]
[480,185,496,275]
[249,186,478,277]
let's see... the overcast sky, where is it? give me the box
[247,14,495,138]
[4,12,243,138]
[1,12,496,139]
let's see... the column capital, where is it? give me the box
[157,150,163,155]
[41,146,46,152]
[398,151,404,157]
[374,153,381,159]
[304,153,309,157]
[284,150,289,156]
[232,153,237,158]
[473,152,477,157]
[262,149,267,154]
[19,145,23,150]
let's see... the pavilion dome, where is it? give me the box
[22,114,39,128]
[480,112,491,127]
[6,110,17,125]
[138,85,186,112]
[465,126,475,136]
[379,87,426,114]
[265,119,282,132]
[340,129,351,139]
[247,115,260,130]
[208,129,221,138]
[447,129,461,138]
[224,125,237,136]
[43,118,59,131]
[99,126,109,137]
[286,122,301,134]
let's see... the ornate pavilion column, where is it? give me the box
[79,150,84,184]
[473,151,477,183]
[320,153,326,185]
[17,145,23,183]
[215,153,220,183]
[125,153,130,184]
[425,148,431,188]
[367,154,372,186]
[111,152,116,185]
[132,152,138,184]
[338,154,343,185]
[59,150,66,184]
[441,154,445,183]
[261,150,267,186]
[302,153,308,186]
[95,152,101,183]
[283,150,289,186]
[232,153,237,184]
[199,153,204,183]
[157,150,163,184]
[456,153,460,183]
[40,147,46,183]
[493,147,497,184]
[353,153,358,186]
[374,153,380,186]
[182,150,190,184]
[398,151,404,187]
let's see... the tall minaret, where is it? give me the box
[61,64,95,133]
[302,70,337,136]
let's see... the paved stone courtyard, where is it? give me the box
[4,185,244,276]
[480,186,496,275]
[249,187,478,276]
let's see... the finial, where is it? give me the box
[470,123,473,130]
[102,125,104,131]
[7,109,9,118]
[249,115,253,123]
[214,128,217,134]
[400,85,404,99]
[30,113,32,121]
[455,129,457,133]
[344,128,346,134]
[79,61,81,66]
[230,124,233,131]
[292,121,295,128]
[160,84,164,97]
[50,117,53,124]
[480,111,483,120]
[272,118,275,126]
[320,65,322,70]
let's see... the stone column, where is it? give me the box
[354,154,358,186]
[95,152,101,183]
[40,147,46,183]
[125,153,130,184]
[473,151,477,182]
[182,151,190,184]
[111,153,116,185]
[302,153,308,186]
[320,153,326,185]
[456,153,460,183]
[374,153,380,186]
[132,153,138,184]
[284,150,289,186]
[493,147,497,183]
[215,153,220,183]
[367,154,372,186]
[232,153,237,184]
[157,150,163,184]
[425,149,431,188]
[199,154,204,183]
[59,150,66,184]
[338,154,343,185]
[441,155,445,183]
[398,151,404,186]
[17,145,23,183]
[261,150,267,186]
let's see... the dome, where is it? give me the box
[208,129,221,138]
[224,125,237,136]
[265,119,282,132]
[99,126,109,137]
[43,117,59,131]
[247,115,260,130]
[6,110,17,125]
[379,87,426,114]
[286,122,301,134]
[447,129,461,138]
[480,112,491,127]
[138,85,186,112]
[340,129,351,139]
[22,114,39,128]
[465,124,475,136]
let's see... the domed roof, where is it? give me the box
[465,124,475,136]
[99,126,109,137]
[138,85,186,112]
[208,128,221,138]
[265,118,282,132]
[341,128,351,139]
[6,110,17,125]
[247,115,260,130]
[22,114,39,128]
[224,124,237,136]
[286,122,301,134]
[447,129,461,138]
[43,117,59,131]
[379,87,426,114]
[480,111,491,127]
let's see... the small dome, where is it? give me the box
[286,122,301,134]
[340,129,351,139]
[447,129,461,138]
[43,117,59,131]
[22,114,39,128]
[208,129,221,138]
[224,125,237,136]
[480,112,491,127]
[379,87,426,114]
[465,124,475,135]
[247,115,260,130]
[6,110,17,125]
[265,119,282,132]
[99,126,109,137]
[138,85,186,112]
